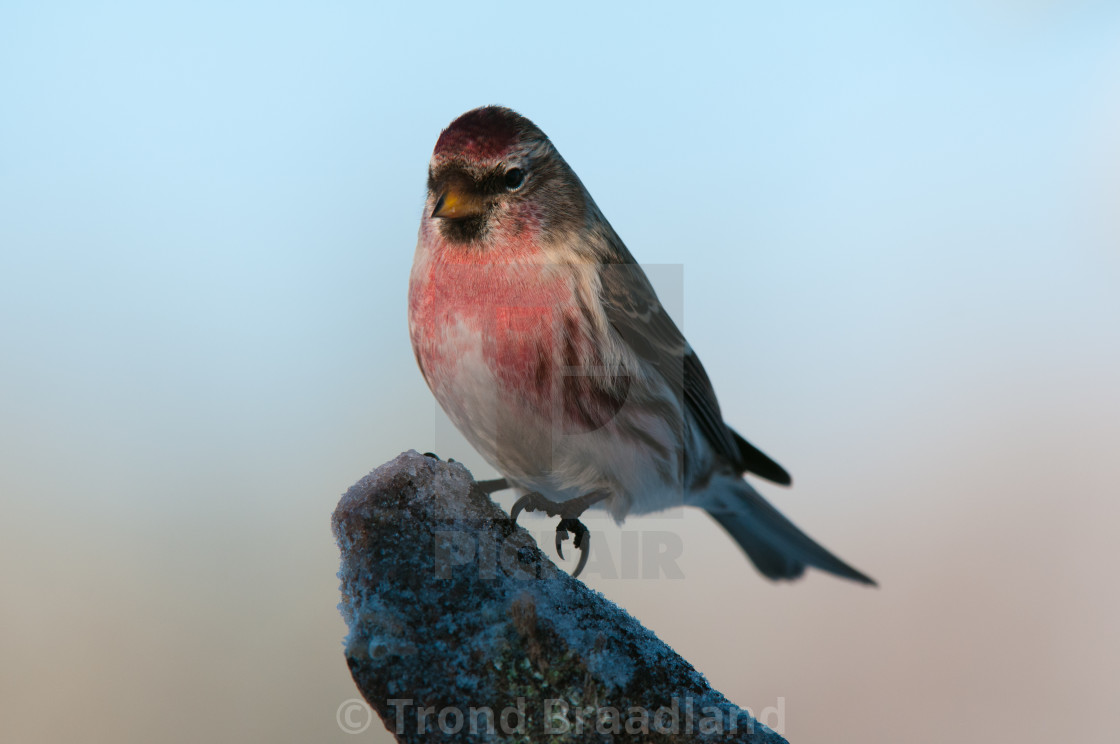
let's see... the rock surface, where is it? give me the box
[332,450,788,743]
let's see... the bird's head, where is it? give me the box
[426,106,585,247]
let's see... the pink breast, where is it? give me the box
[410,239,576,404]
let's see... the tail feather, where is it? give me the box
[703,485,875,586]
[729,428,792,486]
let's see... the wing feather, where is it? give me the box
[597,242,790,485]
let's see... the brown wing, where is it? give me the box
[598,254,791,486]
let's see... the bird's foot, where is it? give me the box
[509,490,608,578]
[475,478,509,496]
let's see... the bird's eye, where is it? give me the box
[503,168,525,191]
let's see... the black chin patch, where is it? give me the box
[439,214,488,243]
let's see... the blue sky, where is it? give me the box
[2,3,1117,497]
[2,2,1119,742]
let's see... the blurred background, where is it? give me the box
[2,1,1118,742]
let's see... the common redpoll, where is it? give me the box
[409,106,873,584]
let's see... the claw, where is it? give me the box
[568,520,592,577]
[510,498,527,526]
[510,491,562,527]
[476,478,509,496]
[573,536,592,578]
[556,518,591,576]
[507,491,608,578]
[555,527,570,560]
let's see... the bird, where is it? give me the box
[408,105,874,585]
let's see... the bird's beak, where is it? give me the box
[431,187,483,219]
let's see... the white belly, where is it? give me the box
[422,315,691,520]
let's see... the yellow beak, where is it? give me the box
[432,187,483,219]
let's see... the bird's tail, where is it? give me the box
[699,480,875,585]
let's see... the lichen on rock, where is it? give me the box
[333,450,787,743]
